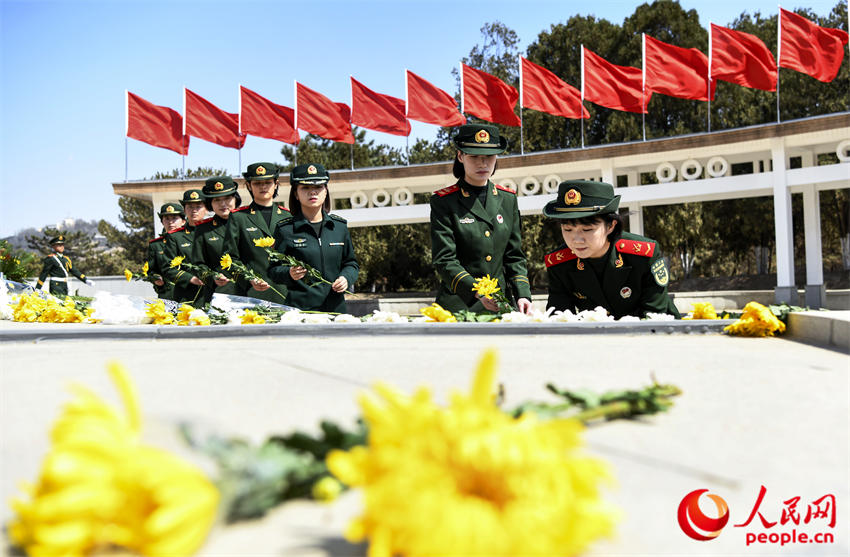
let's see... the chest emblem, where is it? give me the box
[576,259,585,271]
[620,287,632,299]
[459,217,475,224]
[614,254,624,268]
[496,214,504,224]
[293,238,307,245]
[180,242,191,248]
[246,226,258,232]
[208,237,219,242]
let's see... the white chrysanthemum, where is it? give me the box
[365,310,408,323]
[89,293,147,325]
[226,309,245,324]
[644,312,676,321]
[576,307,615,322]
[333,313,361,323]
[550,309,578,322]
[278,310,305,323]
[498,311,531,323]
[0,281,13,320]
[618,315,640,322]
[303,313,332,324]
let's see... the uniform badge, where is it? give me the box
[190,191,200,200]
[58,235,64,242]
[651,259,669,286]
[576,259,584,270]
[496,214,504,224]
[209,237,219,241]
[459,217,475,224]
[214,181,224,191]
[256,165,266,176]
[475,129,490,143]
[307,165,317,175]
[620,287,632,299]
[180,242,190,247]
[574,292,587,300]
[565,189,581,205]
[614,253,624,268]
[246,227,258,232]
[166,206,176,213]
[293,238,307,246]
[461,189,470,198]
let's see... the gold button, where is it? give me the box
[485,255,492,262]
[485,231,490,237]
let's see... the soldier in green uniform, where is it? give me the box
[429,124,532,314]
[190,177,242,306]
[161,189,207,303]
[268,164,358,312]
[543,180,679,319]
[36,235,93,296]
[147,202,185,299]
[223,162,290,304]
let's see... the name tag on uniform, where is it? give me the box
[246,227,258,232]
[329,242,344,246]
[459,217,475,224]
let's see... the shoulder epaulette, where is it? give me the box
[149,236,164,244]
[329,213,347,224]
[232,205,250,213]
[495,184,516,194]
[196,216,214,226]
[277,204,290,212]
[615,238,656,258]
[545,248,578,268]
[276,215,295,227]
[434,185,459,197]
[167,227,185,234]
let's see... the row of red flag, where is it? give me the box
[127,9,847,155]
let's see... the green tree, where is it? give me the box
[149,166,231,180]
[280,128,405,171]
[97,196,153,267]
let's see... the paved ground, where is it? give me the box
[1,328,848,556]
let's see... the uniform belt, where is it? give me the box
[51,277,68,282]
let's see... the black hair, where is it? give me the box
[560,212,623,242]
[203,192,242,212]
[452,151,498,180]
[288,183,331,216]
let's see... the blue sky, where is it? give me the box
[0,0,843,237]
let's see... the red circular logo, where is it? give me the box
[677,489,730,541]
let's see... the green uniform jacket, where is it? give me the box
[223,202,290,304]
[545,232,680,319]
[162,226,203,304]
[267,212,359,313]
[146,236,172,299]
[191,216,238,306]
[37,253,87,296]
[429,181,531,313]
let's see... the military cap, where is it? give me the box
[243,162,279,182]
[180,189,204,205]
[290,163,330,187]
[453,124,508,155]
[202,176,239,198]
[49,235,65,245]
[157,202,185,218]
[543,180,621,219]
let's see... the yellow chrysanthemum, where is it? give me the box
[169,255,185,268]
[471,274,501,299]
[312,477,343,503]
[8,362,219,557]
[682,302,719,320]
[420,303,457,323]
[176,305,210,326]
[144,300,174,325]
[327,349,617,557]
[219,253,233,271]
[724,301,786,337]
[141,262,149,277]
[124,269,133,282]
[12,293,86,323]
[240,309,266,325]
[253,237,275,248]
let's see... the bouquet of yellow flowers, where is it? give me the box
[124,261,173,287]
[472,275,514,313]
[252,237,352,294]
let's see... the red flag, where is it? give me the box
[461,63,521,126]
[710,24,777,91]
[350,77,411,136]
[240,86,298,145]
[520,57,588,119]
[582,47,651,113]
[780,8,849,82]
[405,70,465,127]
[126,92,188,155]
[184,89,245,149]
[644,35,715,101]
[295,82,355,144]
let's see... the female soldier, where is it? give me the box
[429,124,531,314]
[543,180,679,318]
[189,176,243,305]
[267,163,358,313]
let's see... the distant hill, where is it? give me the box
[2,219,106,251]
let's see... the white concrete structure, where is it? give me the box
[114,113,850,308]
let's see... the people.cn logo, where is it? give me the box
[677,489,730,540]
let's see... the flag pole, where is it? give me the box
[405,69,411,166]
[182,86,187,179]
[459,61,465,117]
[350,76,355,171]
[776,7,782,123]
[641,34,647,141]
[293,80,299,167]
[580,45,585,149]
[519,55,525,155]
[124,90,128,182]
[707,24,712,133]
[238,84,242,174]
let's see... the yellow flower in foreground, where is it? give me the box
[327,349,616,557]
[145,300,174,325]
[141,262,149,276]
[8,362,219,557]
[12,293,87,323]
[253,237,275,248]
[240,309,266,325]
[312,476,343,503]
[420,303,457,323]
[471,274,501,299]
[724,301,786,337]
[683,302,719,320]
[169,255,185,268]
[220,253,233,271]
[124,269,133,282]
